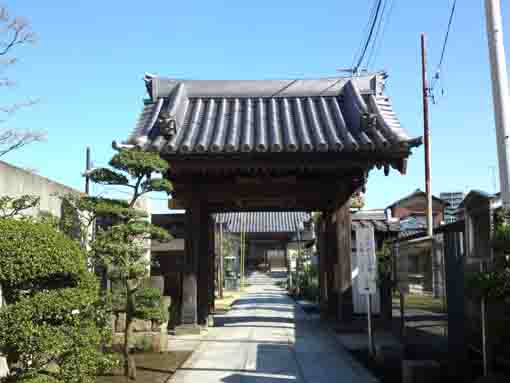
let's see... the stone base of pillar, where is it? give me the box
[174,324,202,336]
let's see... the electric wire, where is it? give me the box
[353,0,384,73]
[366,0,389,69]
[367,0,395,70]
[430,0,457,95]
[351,0,380,70]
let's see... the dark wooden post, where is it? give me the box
[325,212,337,318]
[336,203,353,323]
[318,214,328,317]
[445,230,467,378]
[176,208,201,334]
[192,199,210,326]
[208,215,215,316]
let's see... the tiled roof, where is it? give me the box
[126,74,420,159]
[351,209,399,232]
[215,212,310,233]
[386,189,448,210]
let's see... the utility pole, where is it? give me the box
[421,34,433,237]
[485,0,510,207]
[85,146,91,195]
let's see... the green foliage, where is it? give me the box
[293,264,319,301]
[466,269,510,301]
[0,219,115,383]
[84,147,173,378]
[466,208,510,301]
[141,178,172,194]
[108,149,168,178]
[0,219,86,298]
[0,195,39,219]
[311,211,322,223]
[112,287,169,324]
[491,208,510,252]
[133,336,153,353]
[88,168,129,186]
[376,241,393,283]
[350,193,365,210]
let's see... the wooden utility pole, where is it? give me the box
[421,33,433,238]
[85,146,91,195]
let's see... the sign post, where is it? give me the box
[356,226,377,357]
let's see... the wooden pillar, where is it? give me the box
[336,203,353,322]
[208,215,215,315]
[445,230,468,377]
[318,214,328,317]
[325,212,337,318]
[192,199,210,326]
[178,209,199,332]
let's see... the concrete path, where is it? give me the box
[170,271,378,383]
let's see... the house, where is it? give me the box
[387,190,448,296]
[386,188,448,231]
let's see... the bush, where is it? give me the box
[0,219,115,383]
[112,286,169,324]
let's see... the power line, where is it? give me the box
[367,0,395,69]
[353,0,384,73]
[366,0,389,68]
[352,0,380,69]
[430,0,457,95]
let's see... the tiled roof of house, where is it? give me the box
[351,209,399,232]
[386,189,448,210]
[216,211,310,233]
[125,74,420,159]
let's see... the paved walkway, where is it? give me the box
[170,271,378,383]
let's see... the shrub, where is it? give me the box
[112,286,169,324]
[0,219,115,383]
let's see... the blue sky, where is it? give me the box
[2,1,504,212]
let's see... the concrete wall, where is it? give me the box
[0,160,81,218]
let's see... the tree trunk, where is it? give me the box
[123,287,137,380]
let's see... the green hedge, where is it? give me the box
[0,219,87,293]
[0,219,115,383]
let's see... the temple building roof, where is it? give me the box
[216,211,310,233]
[125,74,420,170]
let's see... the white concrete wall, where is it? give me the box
[0,160,81,218]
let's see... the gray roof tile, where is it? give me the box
[127,75,419,156]
[216,212,310,233]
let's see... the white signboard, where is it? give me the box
[356,226,377,295]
